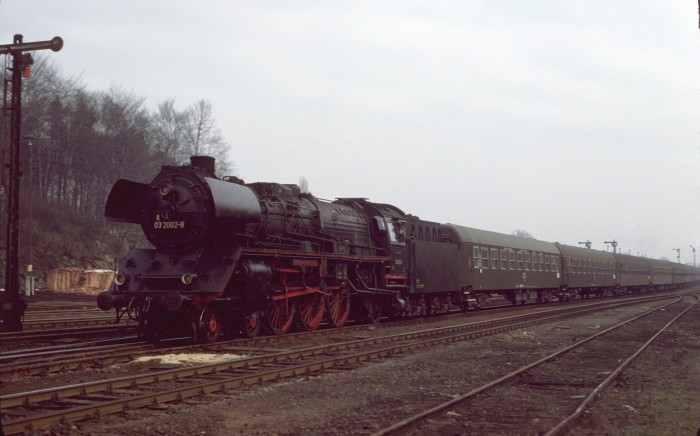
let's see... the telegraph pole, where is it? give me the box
[0,34,62,332]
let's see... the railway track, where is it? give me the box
[0,323,135,344]
[0,292,684,378]
[0,293,687,434]
[373,294,699,435]
[21,314,116,328]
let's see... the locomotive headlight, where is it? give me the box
[158,183,173,196]
[181,273,197,285]
[114,272,127,286]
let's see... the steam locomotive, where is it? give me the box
[97,156,434,341]
[97,156,699,342]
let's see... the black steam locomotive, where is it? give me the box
[98,156,449,342]
[98,156,699,342]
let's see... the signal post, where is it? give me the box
[0,34,62,332]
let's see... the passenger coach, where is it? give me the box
[555,243,615,299]
[443,225,560,307]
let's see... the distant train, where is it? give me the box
[97,156,700,342]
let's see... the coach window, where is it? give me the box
[524,253,531,270]
[490,249,498,269]
[553,256,558,273]
[565,258,570,273]
[517,252,524,270]
[473,246,480,268]
[508,251,516,270]
[500,249,507,269]
[481,247,489,269]
[544,255,550,271]
[538,253,543,271]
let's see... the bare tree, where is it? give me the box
[96,86,153,193]
[511,229,534,239]
[150,99,185,166]
[181,99,233,175]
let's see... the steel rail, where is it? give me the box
[0,292,676,377]
[24,311,107,319]
[545,294,700,435]
[373,295,697,435]
[21,315,117,326]
[0,295,681,434]
[0,324,135,342]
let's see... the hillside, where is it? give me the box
[1,199,150,290]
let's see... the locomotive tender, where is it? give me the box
[97,156,700,342]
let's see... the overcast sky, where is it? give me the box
[1,1,699,261]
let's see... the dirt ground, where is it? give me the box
[10,299,700,435]
[565,302,700,436]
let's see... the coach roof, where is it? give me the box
[444,224,558,253]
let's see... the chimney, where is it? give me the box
[190,156,216,175]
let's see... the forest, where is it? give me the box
[0,55,234,287]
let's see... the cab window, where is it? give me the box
[386,218,406,244]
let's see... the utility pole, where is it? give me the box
[604,240,617,253]
[578,240,591,249]
[689,245,696,267]
[0,34,62,332]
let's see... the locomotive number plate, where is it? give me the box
[153,220,185,229]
